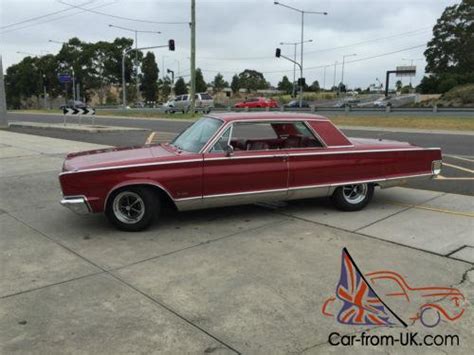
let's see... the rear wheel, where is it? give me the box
[332,183,374,211]
[106,186,160,231]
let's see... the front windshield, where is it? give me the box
[171,117,223,153]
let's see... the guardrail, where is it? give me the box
[95,106,474,114]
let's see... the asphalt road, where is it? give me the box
[6,112,474,196]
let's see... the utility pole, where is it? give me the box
[190,0,196,113]
[333,61,337,91]
[0,56,8,128]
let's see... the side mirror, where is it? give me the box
[224,144,234,157]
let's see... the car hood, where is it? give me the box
[62,144,177,172]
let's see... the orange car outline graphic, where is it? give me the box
[322,270,466,327]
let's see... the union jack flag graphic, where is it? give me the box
[335,248,397,326]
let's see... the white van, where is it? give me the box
[166,93,214,113]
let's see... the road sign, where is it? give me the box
[63,107,95,115]
[58,74,72,83]
[396,66,416,77]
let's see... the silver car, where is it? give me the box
[167,93,214,113]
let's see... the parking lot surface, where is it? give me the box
[1,131,473,354]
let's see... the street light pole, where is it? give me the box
[48,40,77,101]
[108,24,161,102]
[274,1,327,108]
[280,39,312,97]
[323,65,329,90]
[333,61,338,91]
[341,53,356,91]
[122,44,173,108]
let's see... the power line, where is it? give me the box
[198,27,431,61]
[0,1,117,35]
[58,0,189,25]
[0,0,94,30]
[198,43,426,76]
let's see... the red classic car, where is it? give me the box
[59,113,442,231]
[234,97,279,109]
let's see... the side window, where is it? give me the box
[271,122,324,148]
[175,96,182,101]
[231,122,280,151]
[182,95,188,101]
[210,127,231,153]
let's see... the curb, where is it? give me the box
[9,121,150,133]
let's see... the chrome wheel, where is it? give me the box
[342,184,368,204]
[112,191,145,224]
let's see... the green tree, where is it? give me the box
[174,77,188,95]
[277,75,293,94]
[238,69,268,92]
[141,52,159,102]
[158,76,172,101]
[212,72,228,92]
[230,74,240,94]
[309,80,320,92]
[195,68,207,93]
[424,0,473,76]
[418,0,474,93]
[395,80,403,91]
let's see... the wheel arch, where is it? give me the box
[104,181,177,211]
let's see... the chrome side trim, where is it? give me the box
[203,147,440,162]
[174,172,434,211]
[60,195,91,215]
[205,154,286,161]
[59,158,203,176]
[287,147,441,157]
[175,188,288,211]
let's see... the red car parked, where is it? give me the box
[234,97,279,108]
[59,113,442,231]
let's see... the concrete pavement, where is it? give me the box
[0,131,473,353]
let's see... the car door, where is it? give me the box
[279,121,331,200]
[202,121,288,208]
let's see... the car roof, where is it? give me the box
[207,112,330,122]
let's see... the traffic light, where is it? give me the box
[168,39,175,51]
[298,77,306,86]
[275,48,281,58]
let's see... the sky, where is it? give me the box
[0,0,459,89]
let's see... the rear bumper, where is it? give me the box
[60,196,91,215]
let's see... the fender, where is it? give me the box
[104,179,176,211]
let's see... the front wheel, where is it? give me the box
[106,186,160,231]
[332,183,374,211]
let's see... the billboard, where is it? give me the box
[396,66,416,77]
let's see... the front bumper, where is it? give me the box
[60,196,91,215]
